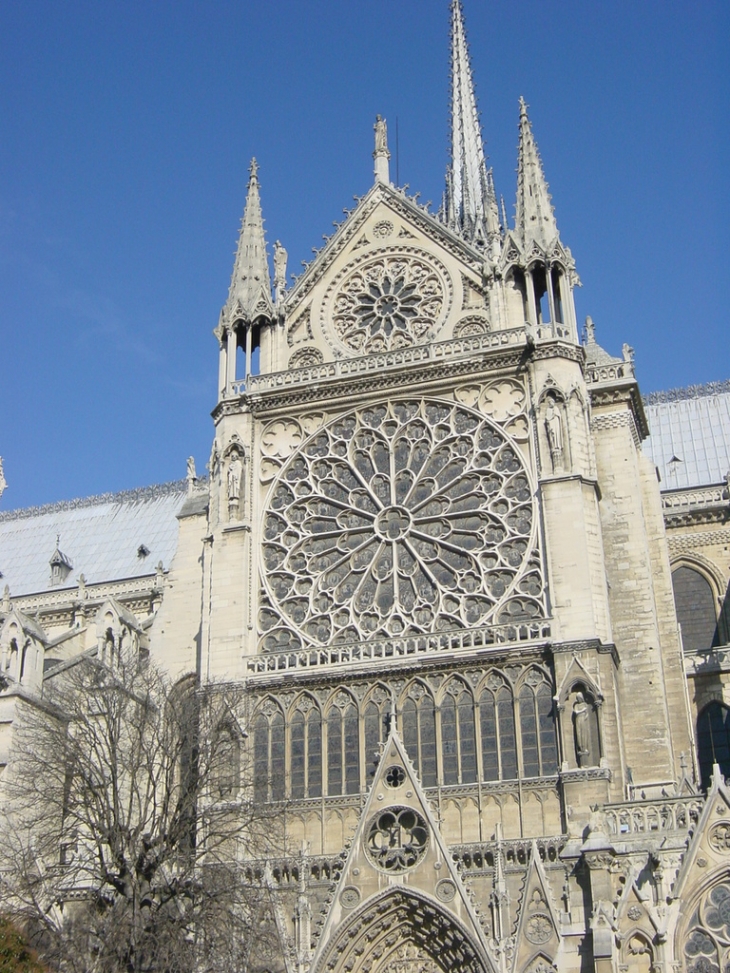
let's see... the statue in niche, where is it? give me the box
[273,240,288,297]
[544,395,564,472]
[572,690,600,768]
[227,449,244,504]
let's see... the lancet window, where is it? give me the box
[290,699,322,799]
[364,689,391,782]
[327,696,360,796]
[401,686,437,788]
[697,701,730,790]
[479,683,518,781]
[213,723,240,800]
[519,673,559,777]
[441,680,477,785]
[253,703,285,803]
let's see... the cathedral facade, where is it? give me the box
[1,3,730,971]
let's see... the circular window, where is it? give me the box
[384,765,406,788]
[365,806,429,872]
[259,398,544,651]
[324,250,452,353]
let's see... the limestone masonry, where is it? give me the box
[1,3,729,971]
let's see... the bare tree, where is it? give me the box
[0,652,286,973]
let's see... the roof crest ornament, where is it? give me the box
[373,115,391,185]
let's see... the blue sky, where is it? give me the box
[1,0,727,508]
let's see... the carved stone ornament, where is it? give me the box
[340,886,361,909]
[259,398,544,651]
[435,879,457,902]
[524,913,553,945]
[289,347,324,369]
[627,905,642,921]
[365,806,429,872]
[708,822,730,852]
[261,419,304,460]
[379,943,442,973]
[373,220,394,239]
[325,249,452,354]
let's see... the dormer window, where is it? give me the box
[49,537,73,587]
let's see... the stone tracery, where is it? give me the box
[259,398,544,652]
[327,251,451,353]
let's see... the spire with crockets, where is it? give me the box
[514,97,560,253]
[224,158,274,325]
[444,0,500,250]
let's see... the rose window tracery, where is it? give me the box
[259,399,545,652]
[684,882,730,973]
[365,807,429,872]
[329,252,449,353]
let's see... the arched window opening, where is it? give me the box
[551,267,564,323]
[327,702,359,796]
[497,686,518,780]
[254,707,285,803]
[672,566,719,654]
[697,701,730,790]
[507,268,528,321]
[364,698,389,781]
[291,704,322,800]
[519,676,559,778]
[213,725,240,800]
[441,685,477,785]
[479,689,499,781]
[532,265,550,324]
[402,690,437,787]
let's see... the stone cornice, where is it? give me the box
[661,483,730,529]
[588,378,649,443]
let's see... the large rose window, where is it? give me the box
[328,252,449,353]
[258,399,544,652]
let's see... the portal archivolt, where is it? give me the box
[314,888,492,973]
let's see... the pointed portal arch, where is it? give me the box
[312,887,493,973]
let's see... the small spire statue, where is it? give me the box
[0,457,6,499]
[273,240,288,300]
[373,115,391,184]
[186,456,197,494]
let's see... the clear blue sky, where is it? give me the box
[1,0,727,509]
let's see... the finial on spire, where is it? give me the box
[373,115,391,184]
[444,0,499,250]
[515,98,559,251]
[223,158,274,324]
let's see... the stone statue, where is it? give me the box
[227,449,243,503]
[273,241,288,296]
[374,114,389,155]
[573,692,591,767]
[0,457,6,499]
[544,395,564,472]
[208,440,220,478]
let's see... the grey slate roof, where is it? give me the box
[0,481,189,597]
[642,381,730,489]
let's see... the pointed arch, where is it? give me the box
[696,701,730,790]
[400,681,437,788]
[362,684,392,784]
[253,698,285,803]
[440,677,477,785]
[325,689,359,796]
[516,668,559,777]
[312,888,493,973]
[290,693,322,800]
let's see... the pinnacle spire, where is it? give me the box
[446,0,498,247]
[225,158,273,322]
[515,98,559,251]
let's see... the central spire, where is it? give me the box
[446,0,499,248]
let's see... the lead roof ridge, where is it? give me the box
[0,477,208,524]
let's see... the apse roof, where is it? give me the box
[0,481,189,597]
[642,380,730,489]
